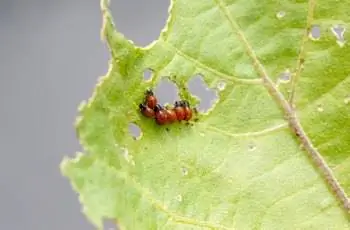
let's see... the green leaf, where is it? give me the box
[61,0,350,229]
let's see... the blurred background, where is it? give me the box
[0,0,169,229]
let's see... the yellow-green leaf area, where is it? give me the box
[61,0,350,229]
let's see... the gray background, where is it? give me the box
[0,0,170,229]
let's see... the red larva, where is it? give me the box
[165,108,177,124]
[144,89,157,110]
[139,103,155,118]
[181,100,193,121]
[154,104,168,125]
[174,101,186,121]
[173,100,193,121]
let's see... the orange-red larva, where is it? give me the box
[139,103,155,118]
[154,104,168,125]
[144,89,157,110]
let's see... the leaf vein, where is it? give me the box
[162,41,262,84]
[127,175,233,230]
[256,179,319,228]
[289,0,316,105]
[203,122,288,138]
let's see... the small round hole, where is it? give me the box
[143,68,153,81]
[309,25,321,40]
[128,123,142,140]
[278,69,291,83]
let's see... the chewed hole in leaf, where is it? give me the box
[110,0,169,46]
[278,69,291,83]
[331,24,346,47]
[187,74,218,113]
[143,68,153,81]
[103,218,118,230]
[276,11,286,19]
[128,123,142,140]
[154,77,179,106]
[309,25,321,40]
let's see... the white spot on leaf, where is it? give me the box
[121,147,135,165]
[176,194,183,202]
[317,105,324,112]
[336,40,346,47]
[181,167,188,176]
[276,11,286,19]
[217,81,226,91]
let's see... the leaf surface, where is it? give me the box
[61,0,350,229]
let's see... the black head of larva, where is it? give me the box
[181,100,190,107]
[174,101,182,107]
[145,89,154,96]
[154,104,164,112]
[139,103,146,110]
